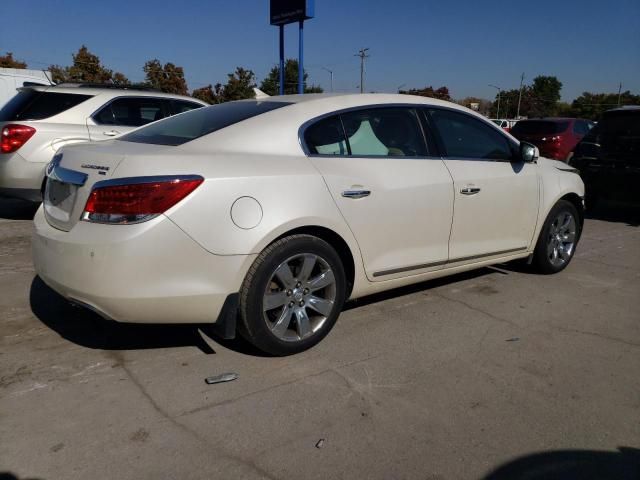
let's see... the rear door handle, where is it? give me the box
[460,187,481,195]
[342,190,371,199]
[103,130,120,137]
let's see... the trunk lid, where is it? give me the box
[43,140,168,231]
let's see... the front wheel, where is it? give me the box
[531,200,581,274]
[239,235,346,356]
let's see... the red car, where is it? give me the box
[510,118,595,162]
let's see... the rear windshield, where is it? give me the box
[121,100,293,146]
[511,120,569,135]
[0,90,92,121]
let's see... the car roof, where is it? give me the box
[19,84,206,103]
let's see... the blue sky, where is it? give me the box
[2,0,639,101]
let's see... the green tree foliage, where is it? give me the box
[144,59,188,95]
[260,59,323,95]
[528,76,563,117]
[0,52,27,69]
[221,67,256,101]
[192,83,224,104]
[48,46,129,85]
[399,86,451,101]
[568,91,640,120]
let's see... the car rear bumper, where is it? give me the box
[32,206,255,324]
[0,152,46,199]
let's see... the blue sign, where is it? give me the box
[270,0,314,26]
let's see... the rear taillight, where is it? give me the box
[1,124,36,153]
[82,176,203,224]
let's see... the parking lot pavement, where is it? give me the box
[1,199,639,480]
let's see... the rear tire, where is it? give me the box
[531,200,581,274]
[239,235,346,356]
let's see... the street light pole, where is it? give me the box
[355,48,370,93]
[489,84,502,119]
[322,67,334,92]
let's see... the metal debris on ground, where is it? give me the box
[315,439,325,449]
[505,337,520,342]
[204,373,239,385]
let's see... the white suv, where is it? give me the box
[0,84,206,201]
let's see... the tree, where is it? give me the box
[0,52,27,69]
[528,75,562,117]
[456,97,492,116]
[144,59,188,95]
[260,59,323,95]
[221,67,256,101]
[568,91,640,120]
[47,46,129,85]
[399,86,451,101]
[192,83,224,104]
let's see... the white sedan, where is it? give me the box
[32,94,584,355]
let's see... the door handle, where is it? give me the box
[342,190,371,199]
[460,187,481,195]
[102,130,120,137]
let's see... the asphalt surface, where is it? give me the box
[1,198,639,480]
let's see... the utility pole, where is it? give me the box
[516,72,525,119]
[618,82,623,106]
[489,84,502,119]
[355,48,370,93]
[322,67,334,92]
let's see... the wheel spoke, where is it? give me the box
[307,295,334,316]
[307,270,335,292]
[298,254,317,283]
[295,308,312,338]
[563,231,576,242]
[274,262,296,289]
[263,291,288,311]
[560,213,572,230]
[271,307,293,338]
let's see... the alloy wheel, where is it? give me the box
[546,211,577,267]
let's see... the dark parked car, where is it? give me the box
[511,118,595,162]
[570,106,640,208]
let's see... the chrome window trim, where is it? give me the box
[298,103,438,159]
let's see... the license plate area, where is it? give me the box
[44,179,78,222]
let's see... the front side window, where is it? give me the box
[94,98,166,127]
[428,109,513,160]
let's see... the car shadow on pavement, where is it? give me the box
[29,276,217,354]
[586,200,640,227]
[482,447,640,480]
[0,473,44,480]
[0,198,40,220]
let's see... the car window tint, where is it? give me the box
[511,120,569,135]
[340,108,427,157]
[94,98,165,127]
[171,99,204,115]
[0,91,92,121]
[121,100,292,146]
[429,109,512,160]
[304,115,348,155]
[573,120,589,135]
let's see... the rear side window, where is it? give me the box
[305,107,429,157]
[429,109,512,160]
[511,120,569,135]
[121,100,292,146]
[0,90,92,121]
[170,100,203,115]
[573,120,591,135]
[304,116,348,155]
[94,97,167,127]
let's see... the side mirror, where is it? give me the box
[520,142,538,163]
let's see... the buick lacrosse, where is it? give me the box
[32,94,584,355]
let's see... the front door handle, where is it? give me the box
[460,187,481,195]
[342,190,371,199]
[103,130,120,137]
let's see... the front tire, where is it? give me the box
[239,235,346,356]
[531,200,581,274]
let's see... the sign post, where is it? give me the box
[270,0,314,95]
